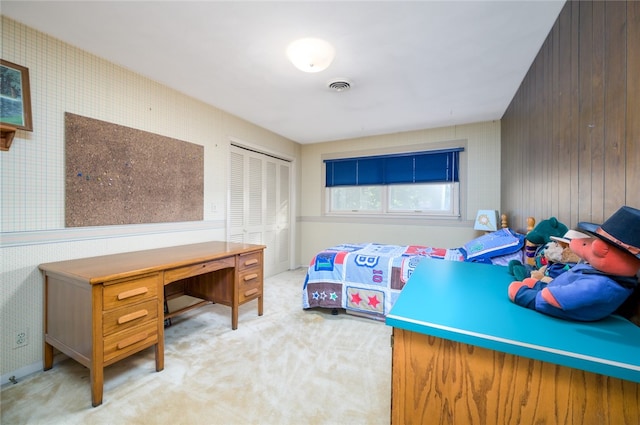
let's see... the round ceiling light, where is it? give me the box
[286,38,335,73]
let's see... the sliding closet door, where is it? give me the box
[229,145,291,277]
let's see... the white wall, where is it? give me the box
[0,17,300,382]
[299,121,502,263]
[0,15,500,384]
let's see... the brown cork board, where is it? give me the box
[65,112,204,227]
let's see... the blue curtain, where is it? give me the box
[324,148,463,187]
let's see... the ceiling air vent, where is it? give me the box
[327,79,351,92]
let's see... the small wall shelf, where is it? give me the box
[1,124,17,151]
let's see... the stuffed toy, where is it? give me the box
[508,206,640,322]
[529,241,581,283]
[523,216,569,266]
[526,217,569,245]
[508,229,586,282]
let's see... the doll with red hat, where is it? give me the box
[508,206,640,321]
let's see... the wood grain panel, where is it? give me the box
[568,0,581,227]
[391,328,640,425]
[577,1,594,222]
[501,0,639,232]
[603,2,628,218]
[590,1,605,222]
[163,257,235,285]
[45,275,93,361]
[556,5,574,223]
[102,273,159,310]
[102,298,157,336]
[628,1,640,207]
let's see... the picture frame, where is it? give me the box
[0,59,33,131]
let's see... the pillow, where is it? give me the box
[462,228,525,264]
[489,249,524,267]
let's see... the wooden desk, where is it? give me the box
[386,258,640,425]
[39,241,265,407]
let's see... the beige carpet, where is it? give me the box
[0,268,392,425]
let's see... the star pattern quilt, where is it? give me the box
[302,243,465,320]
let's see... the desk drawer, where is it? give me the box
[103,274,159,310]
[103,299,158,337]
[238,251,262,271]
[239,270,262,303]
[164,257,235,284]
[103,321,158,363]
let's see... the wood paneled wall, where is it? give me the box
[501,0,639,232]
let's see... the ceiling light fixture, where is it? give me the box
[286,37,335,73]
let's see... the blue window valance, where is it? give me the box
[324,148,463,187]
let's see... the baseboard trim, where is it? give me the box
[1,353,68,388]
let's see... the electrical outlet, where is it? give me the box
[13,329,28,349]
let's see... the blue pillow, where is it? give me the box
[462,228,525,263]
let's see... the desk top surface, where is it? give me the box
[39,241,266,284]
[386,258,640,383]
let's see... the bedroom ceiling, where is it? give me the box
[1,1,565,144]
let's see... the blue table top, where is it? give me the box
[386,258,640,383]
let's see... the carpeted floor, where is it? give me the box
[0,268,392,425]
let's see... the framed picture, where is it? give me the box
[0,59,33,131]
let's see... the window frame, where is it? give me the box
[325,182,461,218]
[322,144,466,220]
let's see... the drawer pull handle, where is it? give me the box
[117,309,149,325]
[117,332,148,350]
[244,288,259,297]
[243,273,258,282]
[117,287,148,300]
[244,259,259,266]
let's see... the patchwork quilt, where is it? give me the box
[302,229,526,320]
[302,243,465,319]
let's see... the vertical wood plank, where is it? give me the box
[578,1,594,223]
[530,59,542,220]
[547,36,556,216]
[568,0,581,226]
[590,1,605,223]
[627,1,640,208]
[501,0,637,230]
[557,5,573,223]
[547,37,555,215]
[603,1,628,216]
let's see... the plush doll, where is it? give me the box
[529,241,581,283]
[508,229,586,282]
[523,216,569,266]
[526,217,569,245]
[508,206,640,322]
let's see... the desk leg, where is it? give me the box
[155,341,164,371]
[232,305,238,330]
[89,366,104,407]
[43,341,54,370]
[258,295,263,317]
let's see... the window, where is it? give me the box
[325,148,462,217]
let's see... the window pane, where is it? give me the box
[330,186,382,211]
[388,183,453,213]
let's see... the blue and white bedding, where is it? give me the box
[302,228,525,320]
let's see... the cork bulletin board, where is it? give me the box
[65,113,204,227]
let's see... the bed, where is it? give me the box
[302,216,534,321]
